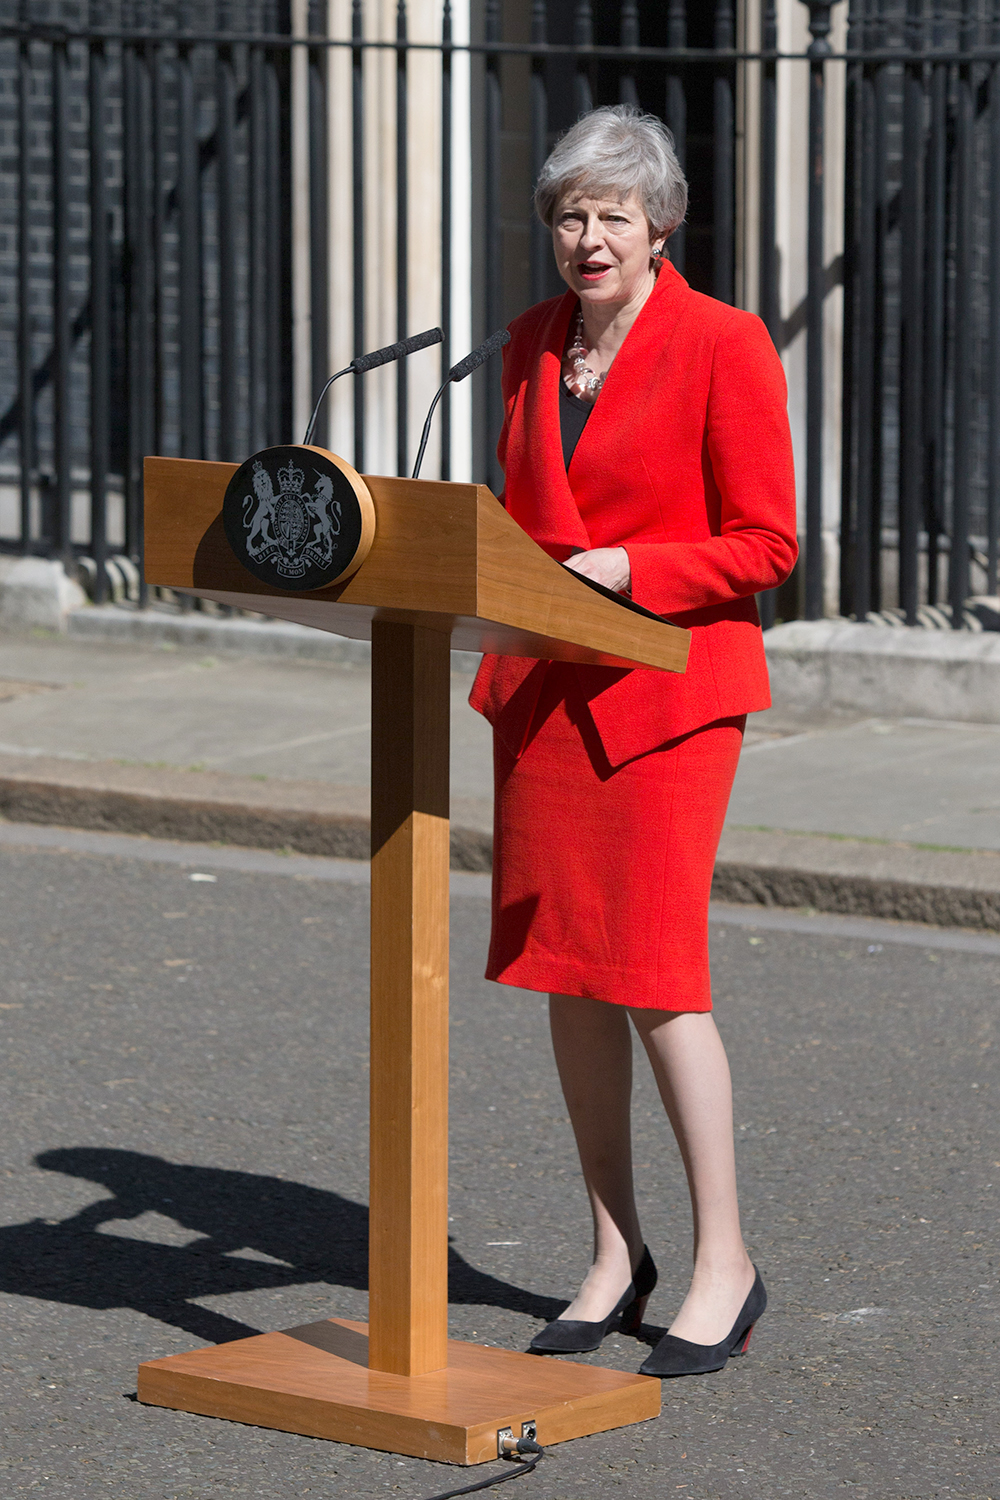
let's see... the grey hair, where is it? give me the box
[534,104,688,242]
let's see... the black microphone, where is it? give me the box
[411,328,512,480]
[302,326,443,446]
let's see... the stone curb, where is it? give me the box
[711,862,1000,931]
[714,828,1000,931]
[0,756,493,874]
[1,758,999,927]
[765,618,1000,724]
[0,556,88,631]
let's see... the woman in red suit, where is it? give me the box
[469,105,798,1378]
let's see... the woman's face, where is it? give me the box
[552,191,657,310]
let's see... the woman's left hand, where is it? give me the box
[564,546,631,594]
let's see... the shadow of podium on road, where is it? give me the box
[0,1148,565,1346]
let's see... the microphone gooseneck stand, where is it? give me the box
[302,327,444,447]
[411,328,512,480]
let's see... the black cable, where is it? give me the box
[418,1447,543,1500]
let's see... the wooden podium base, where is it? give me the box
[137,1317,660,1465]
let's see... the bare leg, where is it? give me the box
[629,1008,754,1344]
[548,993,646,1321]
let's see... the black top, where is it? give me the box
[560,379,594,469]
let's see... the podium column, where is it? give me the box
[368,620,451,1376]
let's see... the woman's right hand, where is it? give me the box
[564,546,631,594]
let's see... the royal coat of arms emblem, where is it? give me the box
[222,445,374,591]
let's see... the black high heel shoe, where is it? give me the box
[638,1265,767,1378]
[529,1246,657,1355]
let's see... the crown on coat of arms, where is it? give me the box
[277,460,305,495]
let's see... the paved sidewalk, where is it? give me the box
[731,709,1000,852]
[719,709,1000,929]
[0,632,491,805]
[1,628,998,923]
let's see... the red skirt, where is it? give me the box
[486,664,744,1012]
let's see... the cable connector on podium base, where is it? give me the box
[497,1421,540,1459]
[418,1421,544,1500]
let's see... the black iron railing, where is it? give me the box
[1,1,998,626]
[841,0,1000,627]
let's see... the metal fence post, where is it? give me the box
[88,13,109,602]
[839,0,862,621]
[988,0,1000,598]
[759,0,779,347]
[757,0,780,630]
[51,29,71,561]
[351,0,365,470]
[665,0,687,276]
[950,0,976,625]
[899,0,926,626]
[619,2,639,108]
[923,0,948,609]
[801,1,832,621]
[217,3,239,463]
[308,0,330,456]
[17,5,34,555]
[440,0,453,479]
[573,1,593,119]
[177,22,204,461]
[529,0,549,308]
[714,0,735,305]
[396,0,408,477]
[484,0,503,495]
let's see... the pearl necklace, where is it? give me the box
[562,309,606,402]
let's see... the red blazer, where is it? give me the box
[469,261,798,768]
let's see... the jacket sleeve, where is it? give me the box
[623,313,798,615]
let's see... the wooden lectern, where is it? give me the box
[136,452,690,1465]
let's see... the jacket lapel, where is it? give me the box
[567,261,690,482]
[505,290,591,558]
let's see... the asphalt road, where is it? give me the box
[0,834,997,1500]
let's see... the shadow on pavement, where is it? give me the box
[0,1148,563,1345]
